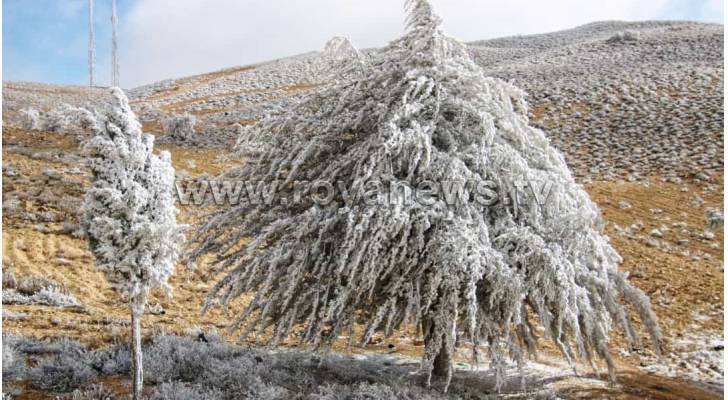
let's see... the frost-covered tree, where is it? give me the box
[162,113,196,140]
[82,88,184,399]
[190,0,660,390]
[88,0,95,87]
[323,36,361,61]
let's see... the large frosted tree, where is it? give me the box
[82,88,184,399]
[190,0,660,390]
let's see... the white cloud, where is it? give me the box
[121,0,675,88]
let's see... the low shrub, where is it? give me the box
[150,382,223,400]
[68,384,116,400]
[162,113,196,140]
[2,276,81,308]
[28,351,97,392]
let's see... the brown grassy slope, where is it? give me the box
[1,126,723,399]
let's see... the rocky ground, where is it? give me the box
[1,20,724,399]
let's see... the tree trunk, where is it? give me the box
[432,342,451,378]
[422,318,452,378]
[131,308,143,400]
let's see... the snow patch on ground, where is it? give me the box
[639,332,723,386]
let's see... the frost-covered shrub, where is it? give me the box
[162,113,197,140]
[40,108,68,132]
[16,276,58,296]
[317,382,426,400]
[90,343,131,375]
[24,104,98,135]
[130,336,274,395]
[2,333,561,398]
[19,108,40,130]
[135,103,164,122]
[62,105,98,135]
[11,336,87,358]
[2,198,21,218]
[2,276,81,308]
[32,286,82,307]
[3,335,47,356]
[705,207,723,231]
[2,341,26,383]
[607,31,639,44]
[28,350,97,392]
[191,0,660,390]
[198,357,269,397]
[143,336,213,383]
[143,336,259,392]
[2,269,17,289]
[69,384,116,400]
[150,382,223,400]
[82,87,184,398]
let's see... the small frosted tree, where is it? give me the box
[323,36,361,61]
[190,0,660,390]
[82,88,184,399]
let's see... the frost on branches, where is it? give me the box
[190,0,660,390]
[323,36,361,62]
[82,88,184,310]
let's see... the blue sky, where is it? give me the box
[3,0,134,86]
[3,0,723,88]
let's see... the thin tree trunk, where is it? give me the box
[131,308,143,400]
[422,317,452,378]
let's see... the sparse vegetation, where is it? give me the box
[28,349,97,392]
